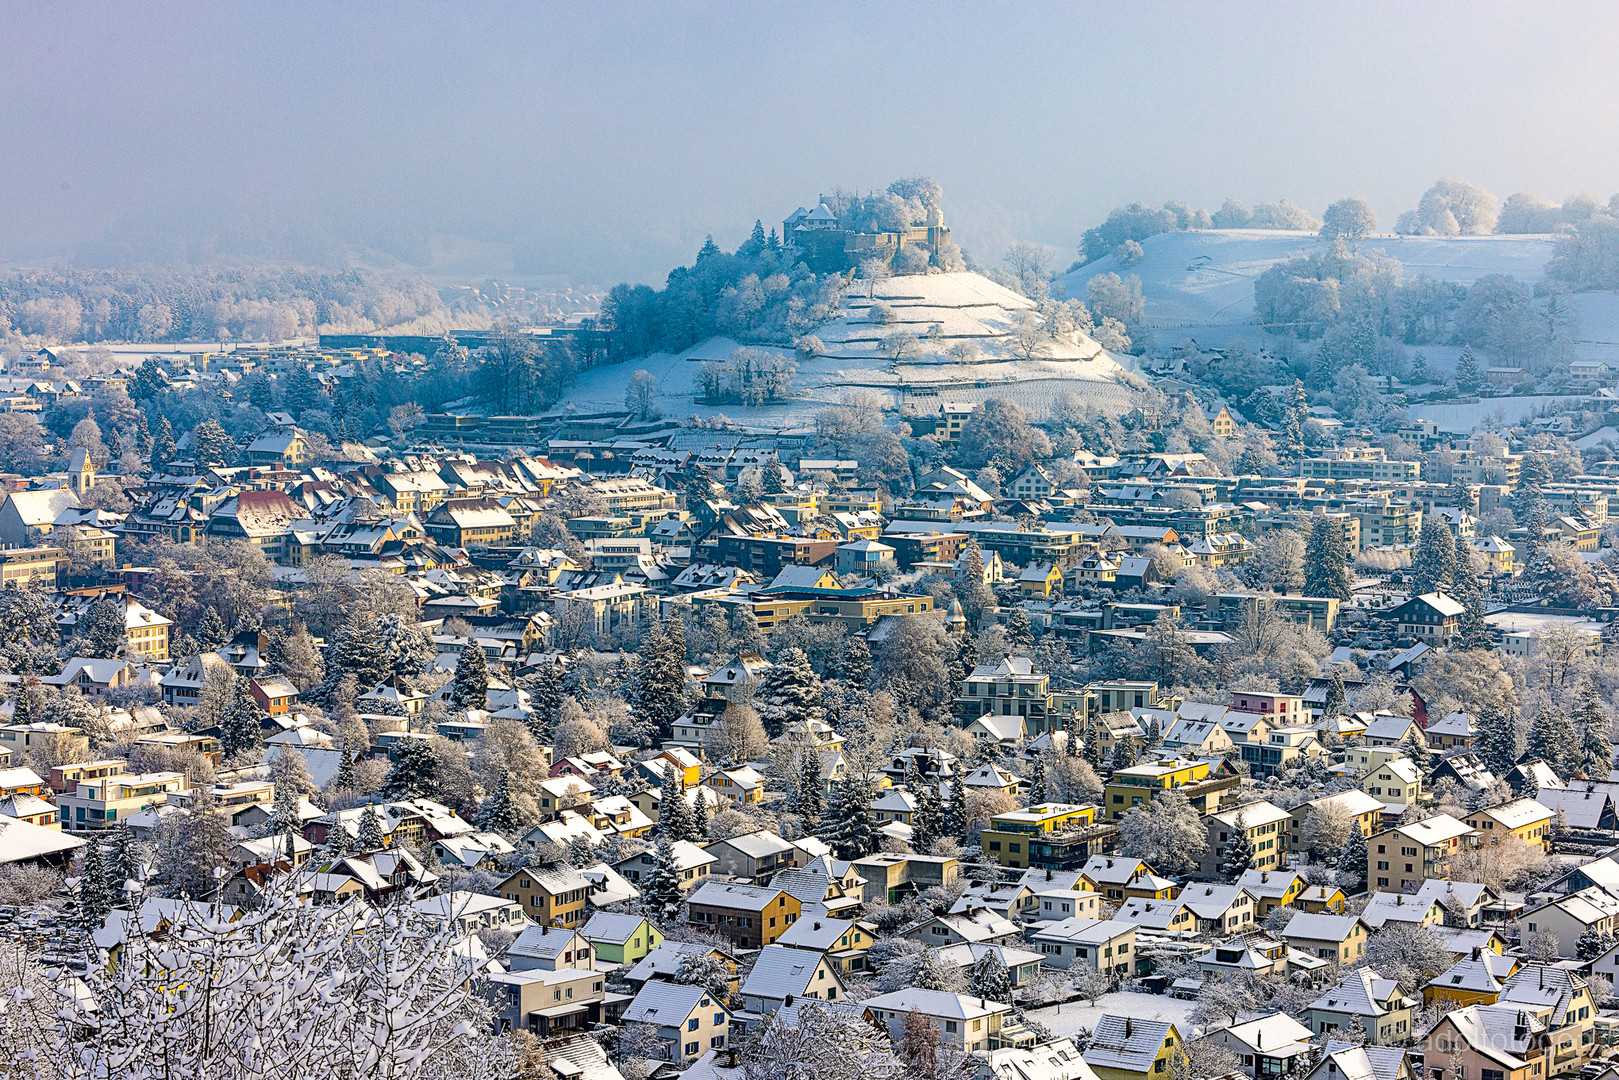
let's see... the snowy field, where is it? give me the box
[1026,990,1198,1040]
[560,271,1150,425]
[1405,395,1584,433]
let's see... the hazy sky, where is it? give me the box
[5,2,1619,287]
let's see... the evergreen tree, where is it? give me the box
[1339,827,1367,892]
[1145,715,1162,749]
[1577,927,1612,962]
[645,835,685,919]
[1005,608,1035,653]
[108,819,138,890]
[219,676,264,760]
[820,781,875,860]
[357,803,386,850]
[1304,514,1353,602]
[1578,685,1614,779]
[476,772,521,833]
[10,682,34,728]
[1399,728,1434,774]
[755,646,823,737]
[761,460,786,495]
[1523,501,1549,563]
[1455,345,1482,394]
[842,635,872,686]
[631,618,688,743]
[1455,575,1494,650]
[317,612,389,702]
[525,663,565,742]
[968,951,1013,1003]
[1477,702,1521,776]
[191,418,237,468]
[1028,754,1048,802]
[196,607,228,651]
[150,416,178,472]
[1083,719,1105,771]
[1410,519,1458,597]
[1526,701,1580,779]
[942,777,966,841]
[659,779,695,842]
[335,747,357,791]
[1323,673,1349,718]
[79,597,127,659]
[911,780,943,852]
[447,642,490,712]
[382,738,438,800]
[1110,737,1135,773]
[797,755,825,818]
[78,840,113,934]
[1218,815,1256,880]
[690,786,711,839]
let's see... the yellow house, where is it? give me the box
[651,747,701,789]
[980,803,1099,870]
[1281,913,1372,964]
[498,866,591,928]
[1469,534,1516,576]
[1297,885,1348,913]
[1465,798,1554,853]
[1422,951,1518,1009]
[1234,869,1306,917]
[1103,758,1214,821]
[1082,1015,1185,1080]
[1018,562,1064,599]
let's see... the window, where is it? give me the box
[686,1042,699,1056]
[945,1021,958,1033]
[688,1018,699,1031]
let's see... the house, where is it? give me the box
[905,907,1022,947]
[0,488,79,546]
[850,851,959,904]
[579,912,662,966]
[738,944,846,1012]
[1427,711,1477,751]
[620,980,730,1064]
[1413,879,1498,930]
[1081,1016,1185,1080]
[1302,968,1420,1045]
[1368,814,1476,893]
[685,881,800,950]
[1114,896,1197,936]
[1020,562,1065,599]
[703,831,798,883]
[496,866,592,928]
[1201,801,1289,877]
[1234,869,1306,917]
[776,915,876,977]
[1177,883,1258,936]
[1280,913,1372,964]
[1028,918,1136,975]
[1465,798,1554,853]
[1359,893,1445,930]
[1519,886,1619,958]
[1301,1042,1414,1080]
[1424,949,1518,1009]
[1078,856,1153,901]
[1390,592,1465,646]
[935,941,1044,990]
[1362,756,1426,811]
[1534,785,1618,831]
[1288,790,1384,852]
[1498,964,1596,1071]
[1204,1013,1315,1078]
[984,1038,1100,1080]
[862,989,1024,1054]
[1424,1004,1548,1080]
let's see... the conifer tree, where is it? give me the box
[1455,575,1494,650]
[691,786,711,839]
[842,636,872,686]
[382,738,438,800]
[357,803,385,851]
[108,819,138,890]
[1323,673,1348,718]
[1477,702,1521,776]
[1339,827,1368,892]
[476,772,520,833]
[631,618,688,743]
[1110,738,1135,773]
[1455,345,1482,394]
[968,951,1013,1003]
[1578,685,1614,779]
[1219,815,1256,880]
[219,676,264,760]
[191,418,237,468]
[447,642,490,712]
[1527,701,1580,779]
[1145,715,1162,749]
[820,781,875,860]
[911,780,942,851]
[78,840,113,933]
[317,612,389,702]
[1028,754,1048,802]
[646,835,685,919]
[151,416,178,472]
[526,663,565,742]
[796,755,825,818]
[1006,608,1035,653]
[335,746,357,791]
[942,777,966,841]
[1522,501,1549,563]
[1304,514,1353,602]
[10,682,34,728]
[1083,719,1105,771]
[1399,727,1434,774]
[659,779,695,842]
[79,597,127,659]
[1410,519,1457,597]
[756,646,823,737]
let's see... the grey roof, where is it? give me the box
[622,980,718,1025]
[579,911,650,946]
[741,944,836,1001]
[1083,1015,1174,1072]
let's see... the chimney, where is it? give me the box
[813,921,821,931]
[1125,1019,1133,1038]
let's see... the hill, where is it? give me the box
[562,271,1149,425]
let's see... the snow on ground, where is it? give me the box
[1405,395,1584,433]
[560,271,1150,425]
[1026,990,1198,1040]
[1059,229,1562,351]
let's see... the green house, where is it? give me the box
[581,911,663,965]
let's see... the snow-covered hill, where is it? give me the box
[1059,229,1562,350]
[561,271,1150,425]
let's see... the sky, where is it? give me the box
[5,2,1619,289]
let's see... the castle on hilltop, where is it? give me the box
[782,197,952,274]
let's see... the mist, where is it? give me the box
[5,2,1619,289]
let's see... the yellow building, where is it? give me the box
[1465,798,1555,853]
[980,803,1099,870]
[1103,759,1219,821]
[1422,952,1518,1009]
[1082,1015,1185,1080]
[498,866,591,928]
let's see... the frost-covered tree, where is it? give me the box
[630,617,688,743]
[1304,514,1353,601]
[1477,701,1522,777]
[1243,529,1305,593]
[218,676,264,761]
[357,803,386,851]
[645,835,685,919]
[820,780,876,861]
[446,643,489,712]
[1339,827,1368,892]
[475,772,520,833]
[1218,814,1256,880]
[77,840,113,933]
[1117,789,1206,878]
[1320,198,1377,244]
[1526,701,1580,779]
[1578,685,1613,778]
[0,886,515,1080]
[1455,345,1483,394]
[739,998,903,1080]
[1411,519,1458,597]
[383,738,439,801]
[968,951,1012,1003]
[77,597,127,659]
[756,646,823,737]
